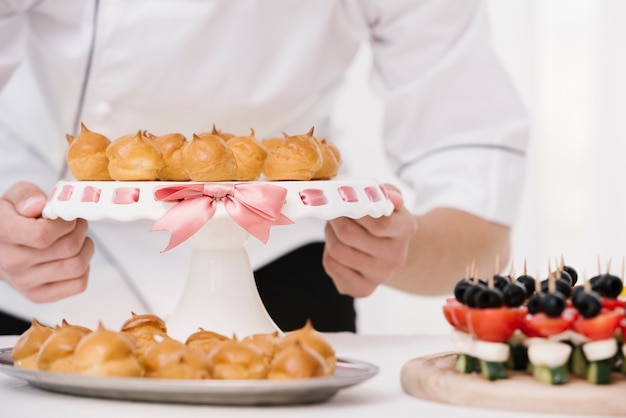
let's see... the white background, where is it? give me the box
[351,0,626,334]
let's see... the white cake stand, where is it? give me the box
[43,179,394,340]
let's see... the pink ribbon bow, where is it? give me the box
[150,183,293,251]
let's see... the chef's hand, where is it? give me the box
[0,182,94,302]
[323,184,417,297]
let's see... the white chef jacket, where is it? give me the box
[0,0,528,329]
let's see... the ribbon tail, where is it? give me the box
[243,218,291,244]
[224,200,294,244]
[150,198,216,252]
[274,213,294,226]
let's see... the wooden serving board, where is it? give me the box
[401,352,626,416]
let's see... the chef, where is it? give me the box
[0,0,528,334]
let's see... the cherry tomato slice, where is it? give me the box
[443,298,470,333]
[466,307,525,342]
[443,304,456,328]
[601,297,626,311]
[519,308,577,338]
[572,309,623,341]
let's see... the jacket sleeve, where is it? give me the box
[364,0,529,226]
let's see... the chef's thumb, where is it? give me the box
[4,182,48,218]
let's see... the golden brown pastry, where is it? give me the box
[208,338,269,379]
[143,336,211,379]
[148,131,190,181]
[241,331,279,362]
[36,321,91,373]
[66,123,113,181]
[185,328,230,356]
[106,130,163,180]
[11,318,54,370]
[73,323,143,377]
[10,312,339,381]
[311,138,341,180]
[57,318,93,335]
[263,127,322,181]
[268,340,326,379]
[261,137,284,150]
[279,320,336,376]
[227,129,268,181]
[209,124,235,141]
[120,312,168,363]
[182,133,237,181]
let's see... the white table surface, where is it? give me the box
[0,334,577,418]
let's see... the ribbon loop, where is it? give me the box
[150,183,293,251]
[202,183,234,200]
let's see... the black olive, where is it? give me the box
[559,270,573,287]
[572,290,602,318]
[454,280,472,302]
[463,283,486,307]
[527,293,545,315]
[592,274,623,299]
[473,287,504,308]
[604,275,624,298]
[492,274,511,291]
[540,278,572,299]
[562,265,578,285]
[542,292,566,317]
[571,286,586,306]
[589,274,602,287]
[516,275,536,296]
[503,282,526,307]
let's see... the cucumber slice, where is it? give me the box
[587,359,613,385]
[455,353,478,374]
[479,360,507,381]
[615,344,624,371]
[532,364,568,385]
[570,344,589,377]
[507,343,528,371]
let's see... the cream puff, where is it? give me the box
[268,340,326,379]
[119,312,168,363]
[66,123,113,181]
[73,323,143,377]
[106,130,163,180]
[227,128,268,181]
[36,320,91,373]
[182,133,237,181]
[208,338,269,379]
[11,318,54,370]
[312,138,341,180]
[143,336,211,379]
[263,127,322,181]
[148,131,190,181]
[279,320,336,376]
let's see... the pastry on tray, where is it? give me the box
[66,123,113,181]
[66,123,341,182]
[11,312,337,380]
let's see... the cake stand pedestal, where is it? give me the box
[166,216,280,340]
[43,179,394,340]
